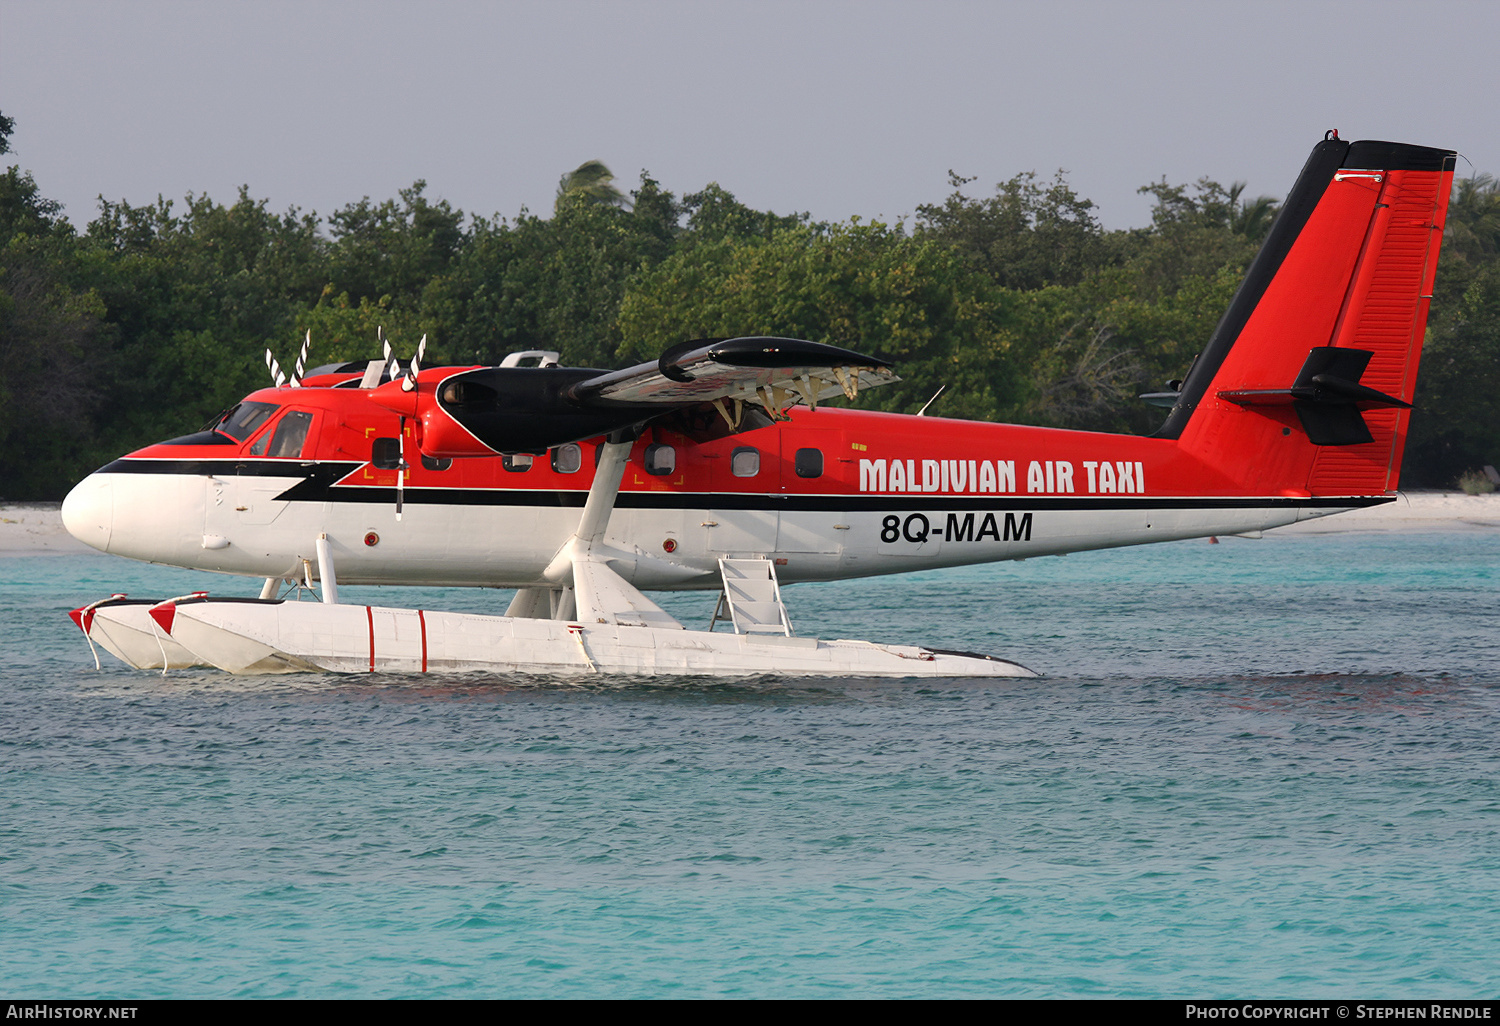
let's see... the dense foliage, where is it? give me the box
[2,116,1496,499]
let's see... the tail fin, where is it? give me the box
[1165,136,1456,496]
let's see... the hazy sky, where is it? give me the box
[3,0,1495,232]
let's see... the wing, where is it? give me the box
[570,336,897,438]
[571,337,896,411]
[374,337,899,457]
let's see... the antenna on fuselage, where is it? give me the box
[916,384,946,416]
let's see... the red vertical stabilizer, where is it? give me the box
[1164,137,1455,497]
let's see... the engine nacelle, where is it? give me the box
[369,366,649,458]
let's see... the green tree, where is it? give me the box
[443,173,682,368]
[915,169,1115,290]
[1444,173,1500,263]
[679,182,807,244]
[0,116,108,496]
[619,219,1023,420]
[326,181,464,319]
[79,188,326,448]
[1403,174,1500,485]
[0,257,108,497]
[1125,178,1268,301]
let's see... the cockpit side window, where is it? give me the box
[247,409,313,458]
[216,402,279,442]
[265,410,314,458]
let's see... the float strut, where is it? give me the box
[315,534,339,605]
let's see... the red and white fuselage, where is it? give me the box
[60,397,1373,591]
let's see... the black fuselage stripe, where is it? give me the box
[100,458,343,477]
[311,490,1390,512]
[93,459,1394,512]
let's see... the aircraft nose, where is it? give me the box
[61,474,113,552]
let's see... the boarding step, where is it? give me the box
[715,557,793,636]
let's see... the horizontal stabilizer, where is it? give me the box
[1218,347,1412,446]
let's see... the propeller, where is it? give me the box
[394,337,429,519]
[369,331,429,521]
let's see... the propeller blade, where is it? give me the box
[264,348,285,388]
[396,416,406,521]
[380,325,400,382]
[291,330,310,387]
[402,334,427,393]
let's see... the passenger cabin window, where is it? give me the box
[795,447,823,478]
[643,444,676,476]
[371,437,401,469]
[421,455,452,472]
[731,447,760,478]
[552,444,582,474]
[216,401,278,442]
[503,453,533,473]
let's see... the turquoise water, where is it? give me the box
[1,532,1497,998]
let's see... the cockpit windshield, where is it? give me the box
[214,402,279,442]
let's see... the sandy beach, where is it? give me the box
[1276,490,1500,534]
[4,491,1497,557]
[0,504,96,555]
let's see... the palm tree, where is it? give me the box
[1227,182,1279,242]
[1446,173,1500,262]
[555,160,628,213]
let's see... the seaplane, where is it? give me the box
[63,135,1456,678]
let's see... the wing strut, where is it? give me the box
[514,433,689,631]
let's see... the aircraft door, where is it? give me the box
[615,439,690,573]
[234,409,318,526]
[699,437,779,558]
[774,429,841,555]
